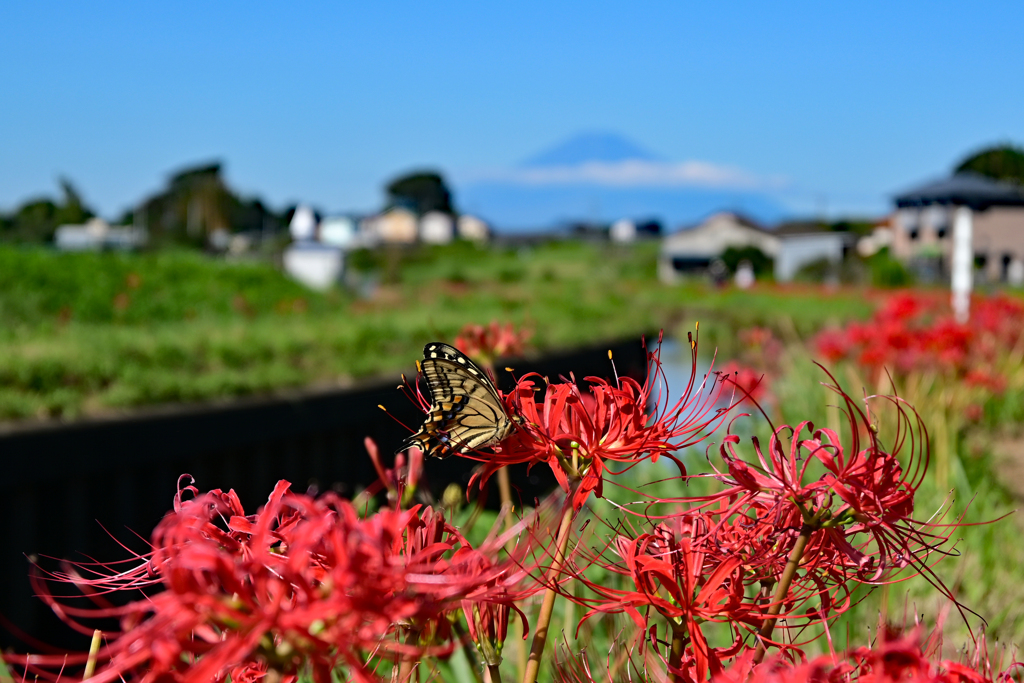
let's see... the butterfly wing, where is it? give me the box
[404,343,513,458]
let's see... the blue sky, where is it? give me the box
[2,1,1023,222]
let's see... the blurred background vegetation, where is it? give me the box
[0,240,879,420]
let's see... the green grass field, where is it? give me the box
[0,242,875,420]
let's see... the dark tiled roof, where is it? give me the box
[894,173,1024,209]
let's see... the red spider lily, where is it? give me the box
[463,596,512,666]
[454,320,532,367]
[551,630,1021,683]
[14,479,543,683]
[571,514,760,682]
[714,629,1022,683]
[698,370,967,643]
[713,654,845,683]
[463,331,732,510]
[813,292,1024,390]
[364,435,423,506]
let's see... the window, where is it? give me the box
[936,226,947,239]
[909,229,919,241]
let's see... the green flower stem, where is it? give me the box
[668,625,687,683]
[83,629,102,680]
[521,502,575,683]
[753,523,813,664]
[451,618,485,683]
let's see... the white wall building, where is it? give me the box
[659,212,778,282]
[456,214,490,242]
[283,243,344,290]
[54,218,147,251]
[610,218,637,243]
[774,231,851,282]
[420,211,454,244]
[373,207,418,244]
[289,205,318,242]
[319,216,359,249]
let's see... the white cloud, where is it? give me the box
[460,159,787,190]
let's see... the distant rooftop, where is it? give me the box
[894,172,1024,210]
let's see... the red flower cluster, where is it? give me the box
[8,328,997,683]
[552,373,965,682]
[454,320,533,367]
[815,292,1024,390]
[465,331,732,510]
[715,630,1020,683]
[572,511,760,681]
[20,478,538,683]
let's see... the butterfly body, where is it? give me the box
[404,342,515,458]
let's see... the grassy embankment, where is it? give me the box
[0,242,873,421]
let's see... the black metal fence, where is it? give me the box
[0,338,649,650]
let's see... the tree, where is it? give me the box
[955,144,1024,184]
[54,177,93,226]
[134,161,285,246]
[720,245,773,276]
[0,179,95,243]
[385,171,454,216]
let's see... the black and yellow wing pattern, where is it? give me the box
[403,342,514,458]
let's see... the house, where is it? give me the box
[856,215,895,257]
[659,212,779,282]
[289,205,318,242]
[283,242,344,290]
[773,222,855,282]
[610,219,636,243]
[54,218,147,251]
[420,211,454,244]
[893,173,1024,284]
[456,214,490,242]
[319,216,360,249]
[371,207,418,244]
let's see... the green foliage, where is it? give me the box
[868,247,914,287]
[719,245,773,276]
[384,171,454,215]
[793,256,838,283]
[135,162,285,246]
[955,144,1024,184]
[0,179,95,243]
[828,219,876,236]
[0,241,878,420]
[0,247,329,327]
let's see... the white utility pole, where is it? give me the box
[951,205,973,323]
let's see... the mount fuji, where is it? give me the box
[454,132,789,231]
